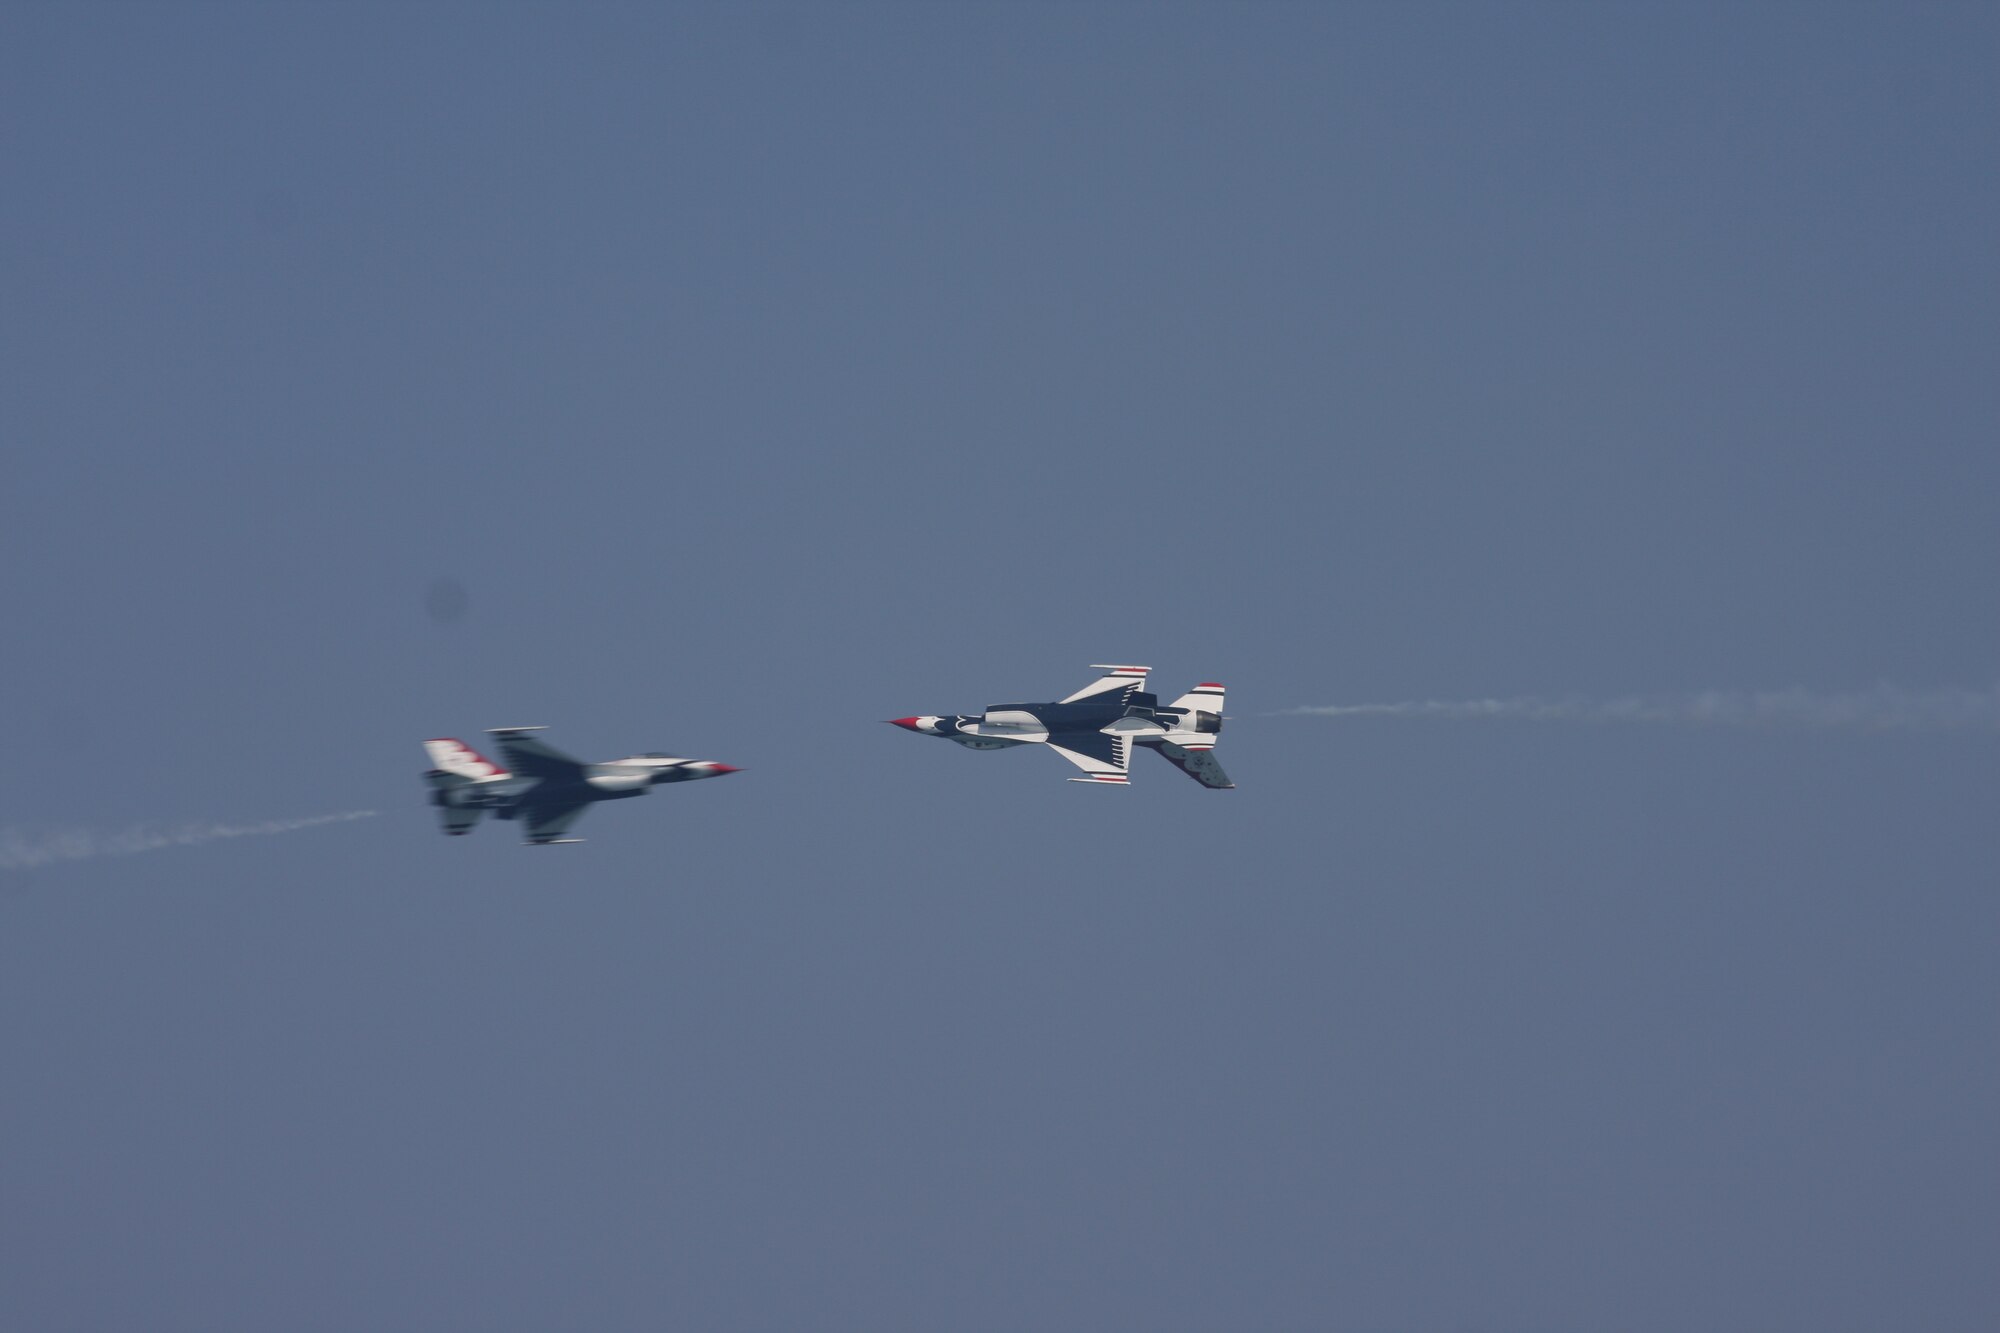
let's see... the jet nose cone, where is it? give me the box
[886,717,923,731]
[705,763,741,775]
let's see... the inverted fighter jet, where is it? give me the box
[887,665,1233,788]
[421,727,739,845]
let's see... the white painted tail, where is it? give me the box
[423,737,509,779]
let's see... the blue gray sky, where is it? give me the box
[3,4,1995,1330]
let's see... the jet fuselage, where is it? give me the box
[430,755,733,819]
[888,666,1232,787]
[422,731,739,843]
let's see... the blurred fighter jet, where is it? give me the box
[421,727,739,845]
[887,665,1233,788]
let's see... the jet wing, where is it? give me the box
[1049,730,1132,785]
[1057,664,1151,704]
[521,801,590,845]
[488,727,586,782]
[1144,739,1235,789]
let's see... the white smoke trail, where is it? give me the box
[1275,685,2000,732]
[0,810,378,872]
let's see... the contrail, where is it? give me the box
[1273,685,2000,732]
[0,810,378,872]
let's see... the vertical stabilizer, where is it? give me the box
[1144,682,1233,787]
[1143,740,1235,788]
[423,738,509,779]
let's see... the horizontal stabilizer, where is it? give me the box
[1167,683,1226,717]
[438,805,485,836]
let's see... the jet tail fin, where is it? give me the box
[1143,682,1232,788]
[1142,739,1235,789]
[423,738,509,779]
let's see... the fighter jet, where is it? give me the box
[887,665,1234,788]
[420,727,739,845]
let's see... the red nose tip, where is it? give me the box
[886,717,922,731]
[707,763,741,774]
